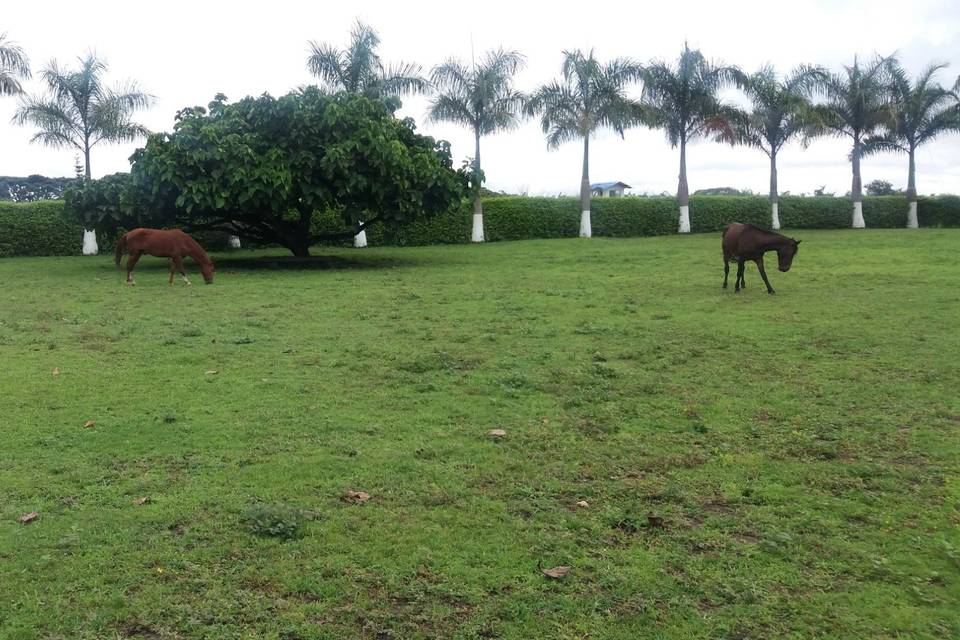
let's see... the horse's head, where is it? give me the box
[777,239,801,272]
[201,259,215,284]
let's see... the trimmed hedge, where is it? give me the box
[0,200,114,257]
[4,195,960,257]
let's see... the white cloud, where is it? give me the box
[1,0,958,195]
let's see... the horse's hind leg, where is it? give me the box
[723,255,730,289]
[735,259,745,292]
[126,251,141,285]
[168,259,176,286]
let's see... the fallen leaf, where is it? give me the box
[204,370,218,376]
[576,500,590,508]
[132,496,150,505]
[343,490,370,504]
[19,512,39,524]
[488,429,507,438]
[52,367,60,376]
[646,513,665,527]
[82,420,95,429]
[542,565,571,579]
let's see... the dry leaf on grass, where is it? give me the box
[52,367,60,376]
[204,370,218,376]
[82,420,95,429]
[541,565,571,579]
[646,513,665,527]
[576,500,590,508]
[488,429,507,438]
[19,512,39,524]
[343,490,370,504]
[132,497,150,505]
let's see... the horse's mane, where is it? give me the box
[740,223,794,243]
[182,233,212,264]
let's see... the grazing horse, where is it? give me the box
[722,223,800,294]
[115,228,214,285]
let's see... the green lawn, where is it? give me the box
[1,230,958,639]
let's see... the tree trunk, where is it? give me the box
[287,236,311,257]
[354,221,368,248]
[677,138,690,233]
[851,138,865,228]
[769,151,780,230]
[472,129,484,242]
[83,142,92,181]
[579,134,591,238]
[906,147,918,229]
[82,229,98,255]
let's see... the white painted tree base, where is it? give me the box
[906,201,918,229]
[771,203,780,230]
[580,210,592,238]
[82,229,98,255]
[678,206,691,233]
[354,221,368,248]
[228,235,241,249]
[852,201,866,228]
[471,213,485,242]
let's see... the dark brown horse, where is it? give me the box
[115,228,214,285]
[722,223,800,294]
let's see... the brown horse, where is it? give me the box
[115,228,215,285]
[722,223,800,294]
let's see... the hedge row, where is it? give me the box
[2,195,959,256]
[360,194,960,246]
[0,200,115,257]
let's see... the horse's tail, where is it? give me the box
[114,233,127,267]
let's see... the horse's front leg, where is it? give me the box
[175,256,191,285]
[756,257,775,294]
[126,250,141,285]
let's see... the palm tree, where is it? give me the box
[525,50,640,238]
[14,53,154,179]
[863,60,960,228]
[427,48,526,242]
[813,55,893,228]
[736,64,825,229]
[307,20,427,104]
[639,44,743,232]
[0,33,30,97]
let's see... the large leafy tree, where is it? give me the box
[427,48,526,242]
[813,55,893,228]
[863,60,960,228]
[0,33,30,97]
[639,44,743,233]
[14,53,153,179]
[736,64,825,229]
[307,20,426,107]
[71,90,467,257]
[525,49,640,238]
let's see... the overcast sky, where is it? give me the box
[2,0,958,196]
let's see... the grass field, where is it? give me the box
[1,230,958,639]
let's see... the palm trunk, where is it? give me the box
[354,222,368,248]
[851,138,865,228]
[677,138,690,233]
[769,151,780,230]
[579,135,591,238]
[472,129,484,242]
[82,228,98,255]
[83,144,91,181]
[906,147,918,229]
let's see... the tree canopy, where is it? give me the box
[67,89,467,256]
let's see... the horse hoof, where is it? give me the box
[768,290,776,295]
